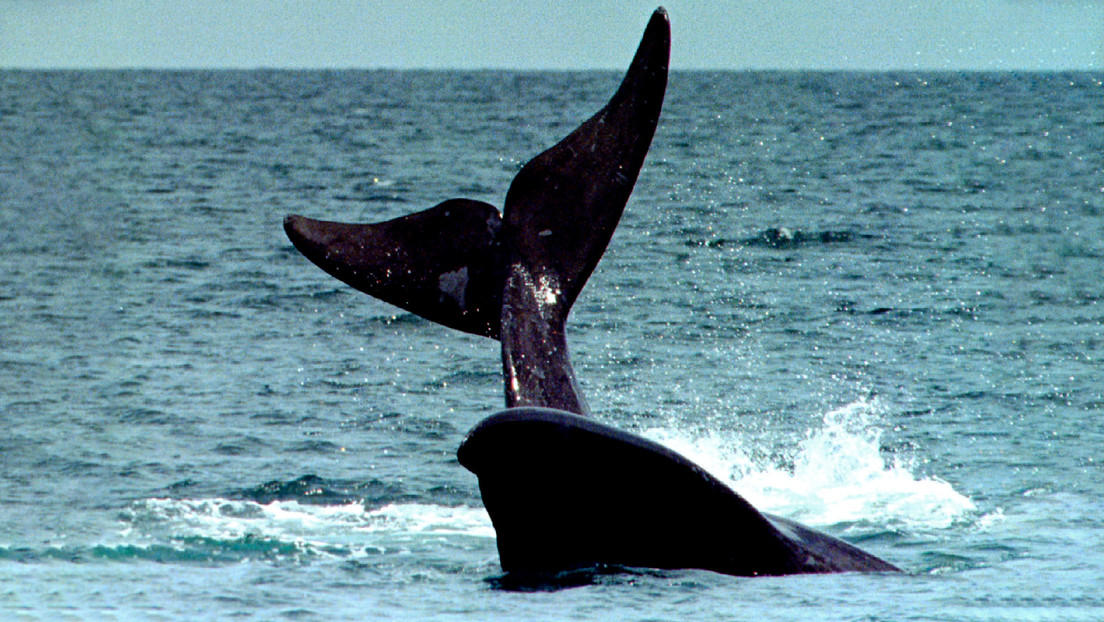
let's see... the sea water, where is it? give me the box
[1,70,1102,620]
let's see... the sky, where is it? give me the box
[1,0,1102,70]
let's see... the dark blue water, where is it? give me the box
[2,70,1102,620]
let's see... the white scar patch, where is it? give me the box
[438,266,469,309]
[537,273,560,306]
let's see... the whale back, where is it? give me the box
[458,407,901,576]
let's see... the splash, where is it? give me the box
[642,398,976,530]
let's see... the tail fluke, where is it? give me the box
[283,8,670,416]
[284,199,505,339]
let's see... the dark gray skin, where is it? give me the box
[284,8,900,577]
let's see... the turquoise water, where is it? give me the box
[2,70,1103,620]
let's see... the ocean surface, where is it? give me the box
[1,69,1102,620]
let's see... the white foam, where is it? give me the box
[354,502,495,537]
[120,498,495,554]
[642,398,977,530]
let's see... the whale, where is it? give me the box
[284,7,899,577]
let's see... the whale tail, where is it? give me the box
[283,8,669,335]
[284,8,670,413]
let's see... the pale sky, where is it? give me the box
[2,0,1102,70]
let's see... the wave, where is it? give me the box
[2,501,494,567]
[688,227,870,250]
[4,399,974,567]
